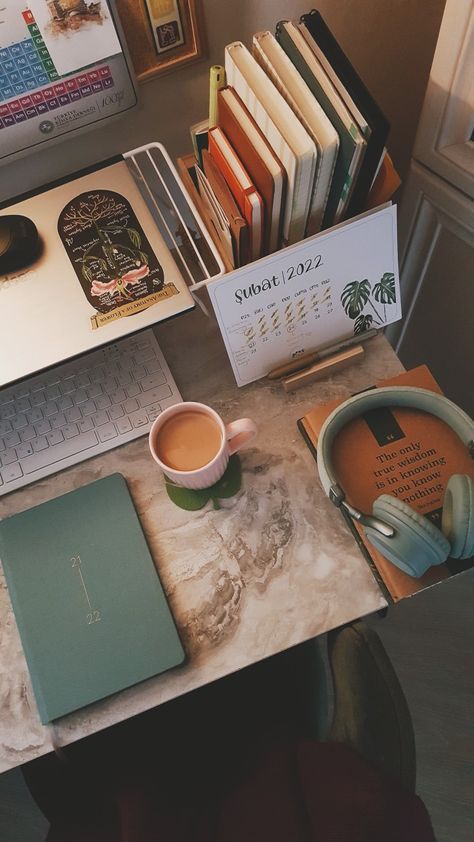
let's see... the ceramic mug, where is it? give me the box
[149,401,257,490]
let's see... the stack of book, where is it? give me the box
[178,10,400,271]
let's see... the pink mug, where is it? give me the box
[149,401,257,490]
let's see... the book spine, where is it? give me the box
[334,138,365,223]
[208,132,254,231]
[225,45,299,246]
[252,36,325,232]
[275,24,356,229]
[300,10,390,217]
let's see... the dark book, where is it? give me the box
[300,9,390,216]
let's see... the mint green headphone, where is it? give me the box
[317,387,474,577]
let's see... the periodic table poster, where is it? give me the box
[0,2,136,162]
[207,205,401,387]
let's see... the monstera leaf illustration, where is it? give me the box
[354,314,374,335]
[341,279,371,319]
[373,272,396,304]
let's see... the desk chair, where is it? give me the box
[21,621,417,838]
[326,621,416,792]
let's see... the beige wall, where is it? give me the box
[1,0,445,202]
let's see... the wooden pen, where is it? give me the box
[282,345,365,392]
[267,329,378,380]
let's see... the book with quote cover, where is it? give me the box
[0,474,185,723]
[298,366,474,601]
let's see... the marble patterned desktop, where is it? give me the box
[0,308,403,772]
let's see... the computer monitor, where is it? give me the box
[0,0,137,163]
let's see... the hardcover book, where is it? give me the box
[201,148,249,267]
[252,30,338,236]
[224,40,317,246]
[208,127,264,261]
[0,474,185,723]
[275,20,365,228]
[299,10,390,217]
[298,366,474,601]
[217,87,286,255]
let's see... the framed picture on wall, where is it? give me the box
[115,0,206,82]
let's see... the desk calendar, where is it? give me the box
[208,205,400,386]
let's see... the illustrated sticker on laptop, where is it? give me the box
[58,190,180,330]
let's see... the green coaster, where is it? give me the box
[164,454,242,511]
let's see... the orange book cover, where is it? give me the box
[298,366,474,601]
[366,152,401,209]
[208,128,264,260]
[217,87,286,256]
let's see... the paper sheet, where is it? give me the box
[27,0,121,76]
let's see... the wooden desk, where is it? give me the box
[0,308,403,772]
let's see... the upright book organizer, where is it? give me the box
[169,146,402,387]
[123,143,225,289]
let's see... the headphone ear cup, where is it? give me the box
[364,494,450,577]
[441,474,474,559]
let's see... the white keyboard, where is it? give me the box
[0,330,182,496]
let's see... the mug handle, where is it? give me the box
[225,418,257,455]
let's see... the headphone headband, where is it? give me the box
[317,386,474,500]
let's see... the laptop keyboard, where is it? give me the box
[0,329,182,495]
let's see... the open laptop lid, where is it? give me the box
[0,151,202,388]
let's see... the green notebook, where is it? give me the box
[275,20,362,228]
[0,474,185,724]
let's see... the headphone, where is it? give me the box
[317,386,474,578]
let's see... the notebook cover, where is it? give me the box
[195,162,238,268]
[0,474,185,723]
[275,21,359,229]
[252,31,338,236]
[298,366,474,601]
[201,148,249,266]
[300,10,390,217]
[217,87,285,255]
[224,41,316,246]
[208,128,264,260]
[176,154,234,272]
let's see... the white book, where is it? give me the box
[225,41,317,246]
[280,22,366,223]
[252,31,339,235]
